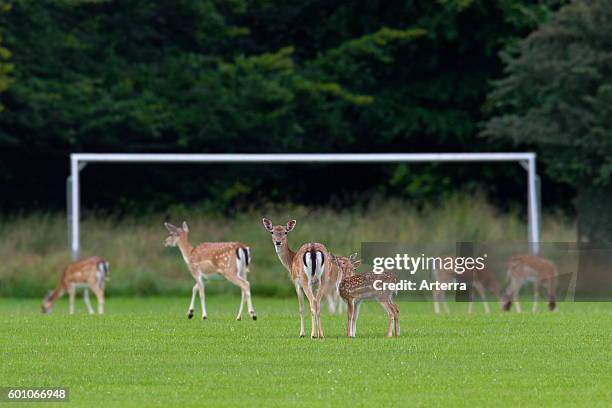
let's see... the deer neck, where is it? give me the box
[177,236,194,264]
[276,241,295,272]
[46,285,64,304]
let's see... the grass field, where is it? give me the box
[1,297,610,407]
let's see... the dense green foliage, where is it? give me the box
[0,1,11,111]
[482,0,612,241]
[483,0,612,188]
[1,298,611,407]
[0,0,558,212]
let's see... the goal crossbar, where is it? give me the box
[68,152,540,259]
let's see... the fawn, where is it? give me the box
[332,253,400,338]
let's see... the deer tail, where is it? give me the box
[303,249,325,283]
[236,246,250,279]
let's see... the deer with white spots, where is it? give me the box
[332,253,399,338]
[41,256,109,314]
[261,218,337,338]
[502,254,557,313]
[164,221,256,321]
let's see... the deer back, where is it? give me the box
[339,270,396,300]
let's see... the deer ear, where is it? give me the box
[349,253,358,261]
[331,254,337,262]
[182,221,189,233]
[262,218,273,232]
[286,220,296,231]
[353,260,362,269]
[164,222,179,234]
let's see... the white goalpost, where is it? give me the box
[67,152,541,259]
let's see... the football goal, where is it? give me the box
[66,153,541,259]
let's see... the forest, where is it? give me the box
[1,0,611,242]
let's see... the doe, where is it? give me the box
[41,256,109,314]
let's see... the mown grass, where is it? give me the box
[0,297,610,407]
[0,195,575,297]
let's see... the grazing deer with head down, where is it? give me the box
[432,257,501,314]
[41,256,109,314]
[332,253,400,338]
[164,221,256,321]
[261,218,336,338]
[502,255,557,312]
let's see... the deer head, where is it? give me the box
[41,290,54,314]
[164,221,189,247]
[331,253,362,278]
[262,218,296,251]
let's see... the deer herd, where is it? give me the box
[41,218,559,338]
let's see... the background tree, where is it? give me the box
[0,0,12,111]
[0,0,556,213]
[483,0,612,243]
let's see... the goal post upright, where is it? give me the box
[67,152,540,260]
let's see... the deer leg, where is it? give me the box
[392,302,400,337]
[295,283,305,337]
[197,275,207,320]
[302,284,318,338]
[435,287,450,313]
[240,278,256,320]
[381,301,394,337]
[83,288,94,314]
[317,299,324,338]
[226,273,256,320]
[315,282,330,338]
[243,279,256,320]
[532,281,539,313]
[352,300,362,337]
[473,281,490,313]
[467,284,475,314]
[236,291,245,321]
[346,299,354,337]
[68,284,76,315]
[187,283,198,319]
[433,289,441,314]
[504,277,522,312]
[90,286,104,314]
[512,280,522,313]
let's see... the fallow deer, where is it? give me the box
[261,218,336,338]
[41,256,109,314]
[432,258,501,314]
[164,221,256,321]
[332,254,400,338]
[502,254,557,312]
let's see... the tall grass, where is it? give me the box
[0,194,575,297]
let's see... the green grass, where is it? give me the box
[0,195,576,297]
[1,297,610,407]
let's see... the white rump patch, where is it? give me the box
[236,248,247,279]
[303,253,313,277]
[303,250,325,282]
[315,251,325,279]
